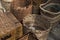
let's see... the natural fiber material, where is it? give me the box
[40,0,60,23]
[0,11,23,40]
[1,0,13,12]
[23,14,52,40]
[11,1,32,22]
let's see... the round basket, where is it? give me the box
[40,3,60,15]
[23,14,52,40]
[40,0,60,22]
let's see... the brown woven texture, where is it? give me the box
[19,34,29,40]
[11,0,32,22]
[19,32,38,40]
[0,11,23,40]
[23,14,53,40]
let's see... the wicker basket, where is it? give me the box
[40,0,60,23]
[11,5,32,22]
[0,11,23,40]
[23,14,52,40]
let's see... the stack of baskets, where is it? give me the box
[0,0,60,40]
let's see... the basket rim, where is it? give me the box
[40,1,60,15]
